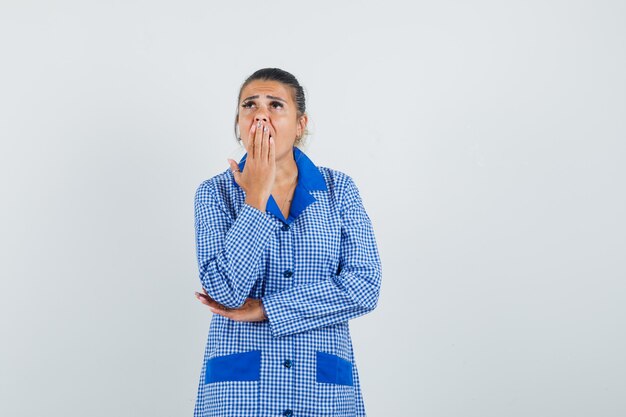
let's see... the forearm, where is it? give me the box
[261,266,381,338]
[197,203,274,309]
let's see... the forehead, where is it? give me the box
[240,80,293,102]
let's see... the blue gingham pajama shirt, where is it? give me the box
[193,146,382,417]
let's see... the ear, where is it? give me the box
[297,114,308,137]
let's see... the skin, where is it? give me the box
[195,79,308,322]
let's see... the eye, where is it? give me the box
[270,101,284,109]
[241,101,255,109]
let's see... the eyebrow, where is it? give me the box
[242,95,287,103]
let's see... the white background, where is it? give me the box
[1,1,625,416]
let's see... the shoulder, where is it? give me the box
[194,168,236,207]
[317,166,356,191]
[317,166,363,208]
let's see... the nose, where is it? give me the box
[254,108,269,123]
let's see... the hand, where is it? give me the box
[228,120,275,210]
[194,288,267,322]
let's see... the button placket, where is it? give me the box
[278,221,295,417]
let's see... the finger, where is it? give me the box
[210,307,234,320]
[197,289,213,300]
[247,122,256,154]
[200,295,222,309]
[268,136,276,166]
[227,159,240,177]
[196,297,211,307]
[195,292,212,302]
[194,292,212,307]
[254,120,262,160]
[265,126,273,163]
[259,123,268,161]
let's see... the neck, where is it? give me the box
[274,148,298,187]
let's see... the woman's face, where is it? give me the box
[237,80,307,161]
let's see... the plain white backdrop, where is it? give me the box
[1,1,625,416]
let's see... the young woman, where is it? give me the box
[193,68,382,417]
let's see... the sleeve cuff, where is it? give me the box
[227,203,275,243]
[261,292,292,338]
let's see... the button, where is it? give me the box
[283,410,293,417]
[281,224,289,231]
[283,270,293,278]
[283,359,292,368]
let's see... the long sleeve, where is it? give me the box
[261,175,382,338]
[194,180,275,309]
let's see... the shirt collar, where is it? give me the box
[231,146,328,224]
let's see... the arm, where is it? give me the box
[194,180,275,309]
[261,175,382,338]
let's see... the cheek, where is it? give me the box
[239,119,253,138]
[272,120,297,135]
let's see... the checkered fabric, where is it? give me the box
[193,146,382,417]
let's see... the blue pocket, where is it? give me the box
[205,350,261,384]
[316,351,354,386]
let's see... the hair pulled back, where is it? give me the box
[234,68,308,146]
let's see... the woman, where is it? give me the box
[193,68,382,417]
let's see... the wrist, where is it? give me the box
[245,196,268,212]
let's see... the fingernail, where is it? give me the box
[257,121,261,128]
[264,126,268,132]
